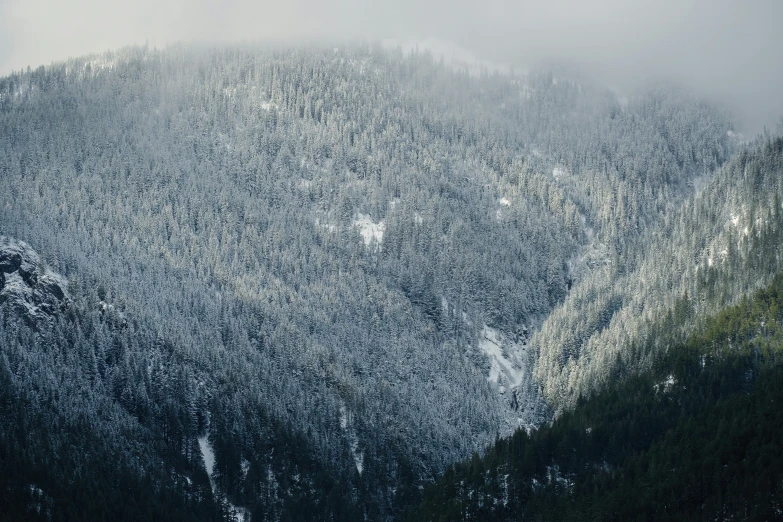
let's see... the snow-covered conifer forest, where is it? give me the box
[1,43,781,520]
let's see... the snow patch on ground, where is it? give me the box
[471,324,549,432]
[479,326,525,391]
[552,166,567,179]
[729,209,750,237]
[339,405,349,430]
[531,466,575,491]
[231,507,248,522]
[353,213,385,247]
[546,465,575,489]
[496,198,511,221]
[654,374,676,394]
[198,436,216,492]
[339,404,364,475]
[27,484,51,516]
[314,218,337,233]
[199,435,248,521]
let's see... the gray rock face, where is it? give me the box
[0,236,69,321]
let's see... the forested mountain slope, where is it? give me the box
[535,136,783,409]
[0,43,737,518]
[0,237,366,521]
[409,272,783,521]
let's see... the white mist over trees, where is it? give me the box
[3,0,782,134]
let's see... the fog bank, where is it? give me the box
[1,0,781,134]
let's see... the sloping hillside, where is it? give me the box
[0,43,737,518]
[535,136,783,409]
[409,270,783,521]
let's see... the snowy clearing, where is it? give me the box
[198,436,216,492]
[339,405,364,475]
[199,435,247,521]
[353,213,385,247]
[479,326,525,390]
[340,404,364,475]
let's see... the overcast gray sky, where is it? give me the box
[1,0,781,134]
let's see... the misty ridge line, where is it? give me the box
[2,0,782,134]
[3,36,774,141]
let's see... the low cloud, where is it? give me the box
[1,0,781,134]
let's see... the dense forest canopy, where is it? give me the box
[409,269,783,521]
[2,43,778,520]
[535,136,783,410]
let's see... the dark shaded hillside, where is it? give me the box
[409,273,783,521]
[0,238,373,521]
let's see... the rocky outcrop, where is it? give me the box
[0,237,69,321]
